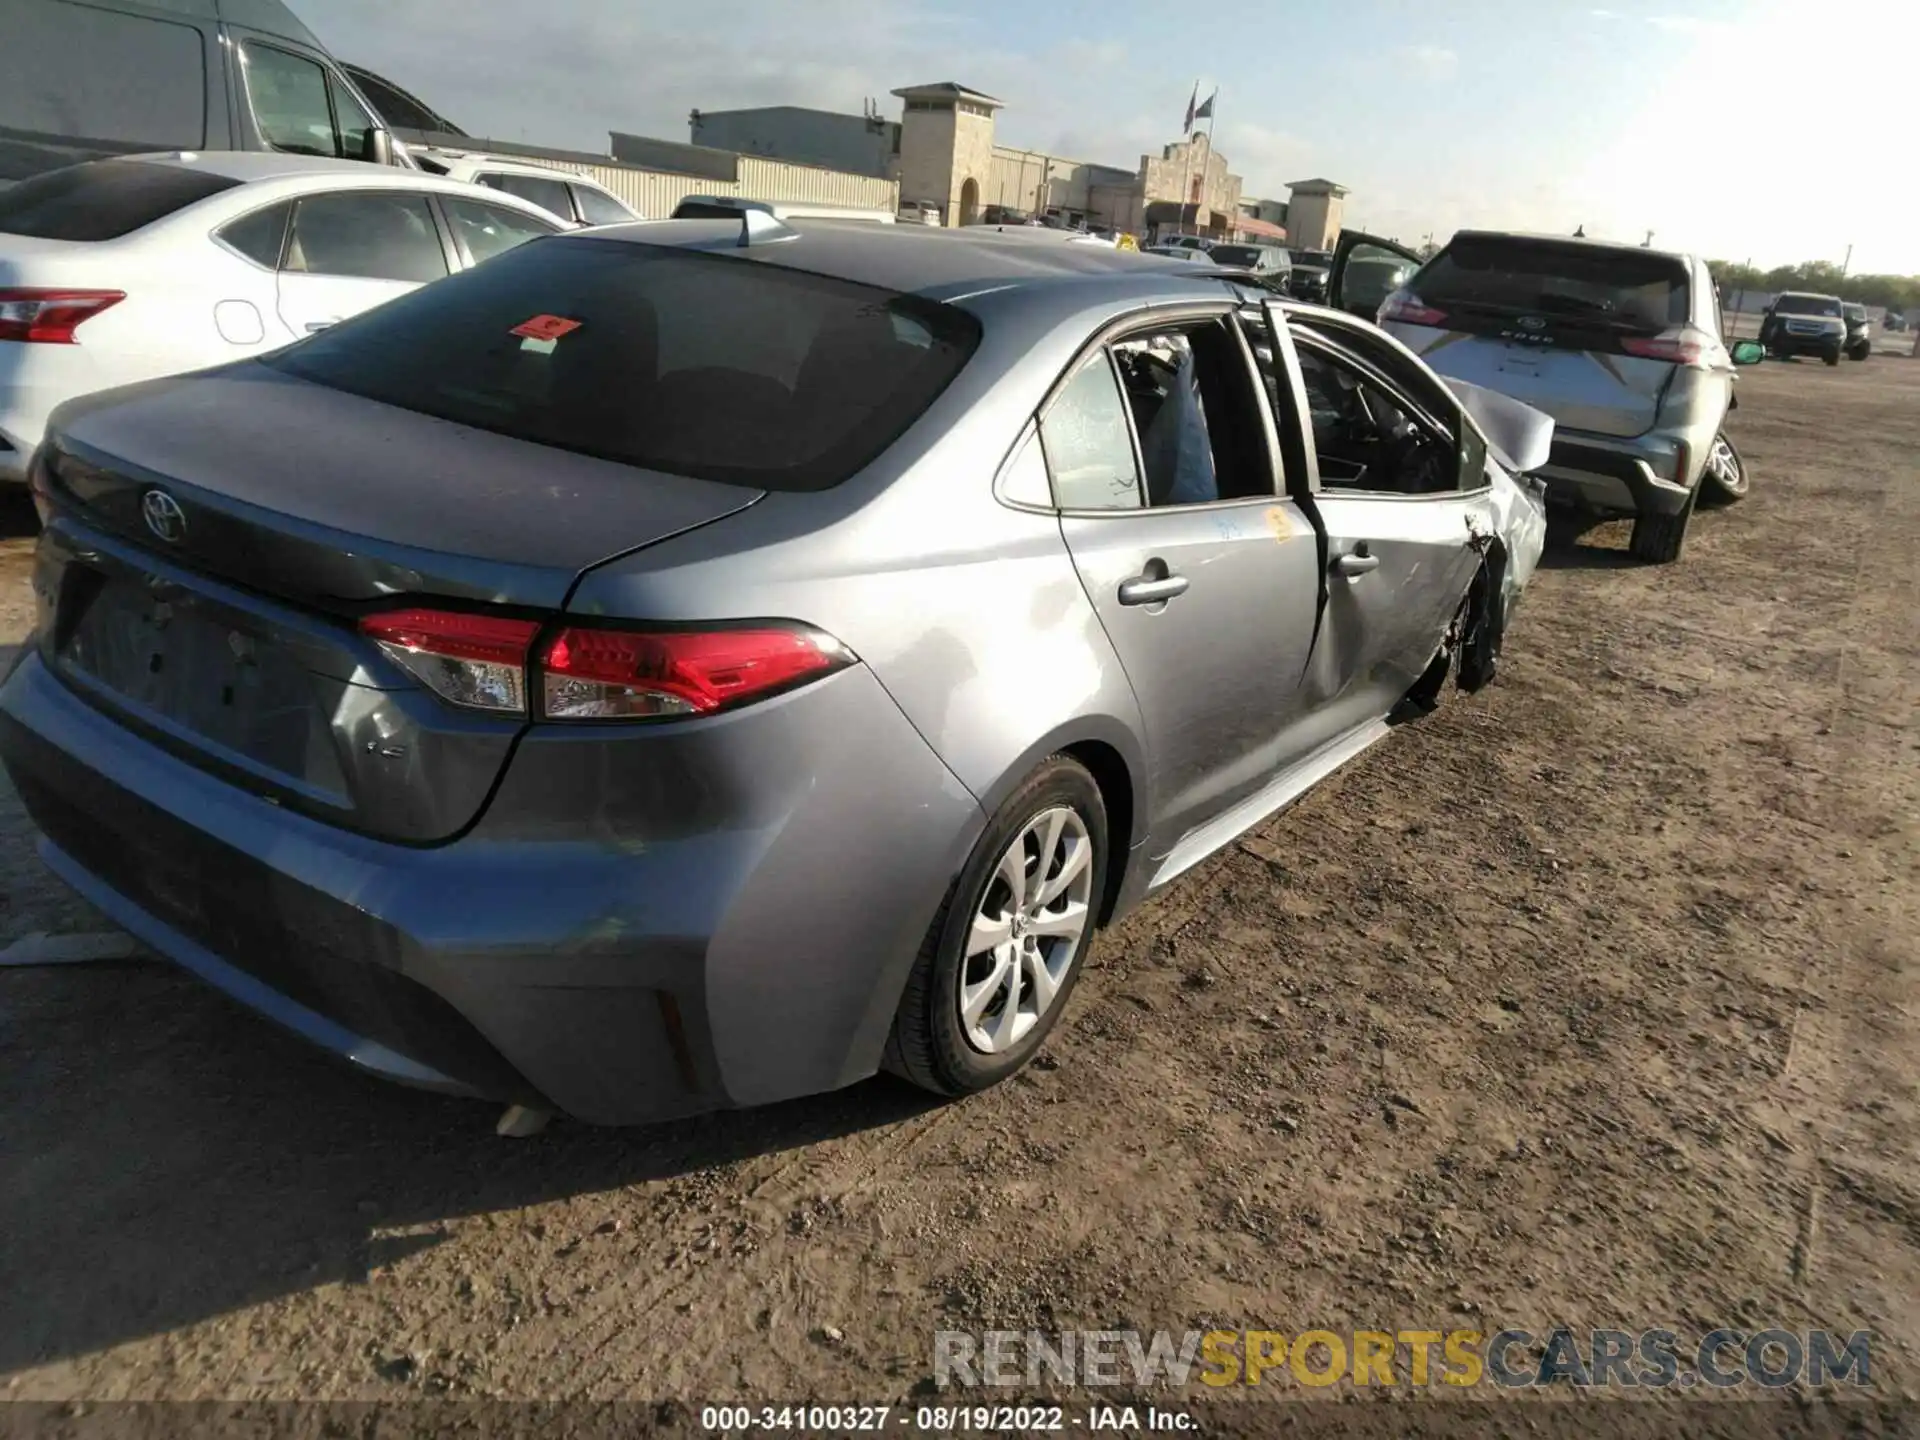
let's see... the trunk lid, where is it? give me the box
[45,365,762,609]
[35,365,763,841]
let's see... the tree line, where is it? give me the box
[1707,259,1918,312]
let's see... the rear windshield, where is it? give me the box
[1415,236,1690,329]
[268,236,983,492]
[1294,250,1332,267]
[1209,244,1265,267]
[1844,303,1866,320]
[0,160,240,241]
[1775,294,1843,317]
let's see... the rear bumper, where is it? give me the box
[1534,431,1694,517]
[0,650,984,1124]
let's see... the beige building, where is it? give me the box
[670,81,1330,242]
[1283,178,1350,251]
[985,146,1136,229]
[892,82,1002,226]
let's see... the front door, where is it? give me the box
[1327,230,1425,322]
[1272,307,1487,735]
[274,189,450,336]
[1039,313,1323,862]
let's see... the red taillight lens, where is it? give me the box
[1620,329,1711,366]
[541,625,848,720]
[358,608,851,721]
[359,609,540,714]
[0,289,126,344]
[1378,290,1446,327]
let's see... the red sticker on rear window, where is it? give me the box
[510,314,582,341]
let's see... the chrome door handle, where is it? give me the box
[1334,552,1380,577]
[1118,572,1190,605]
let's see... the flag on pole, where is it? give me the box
[1182,82,1198,133]
[1194,89,1217,122]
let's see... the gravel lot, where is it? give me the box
[1,355,1915,1411]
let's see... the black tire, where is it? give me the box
[886,756,1108,1097]
[1630,485,1696,564]
[1696,431,1749,507]
[1849,343,1870,362]
[1823,348,1842,367]
[1456,564,1502,692]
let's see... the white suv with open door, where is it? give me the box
[0,151,563,483]
[1332,230,1764,564]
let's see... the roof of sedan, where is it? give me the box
[122,151,411,184]
[581,217,1235,301]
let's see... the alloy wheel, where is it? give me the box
[1707,437,1742,489]
[958,805,1094,1054]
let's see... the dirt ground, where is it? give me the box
[0,354,1915,1413]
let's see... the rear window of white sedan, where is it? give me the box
[267,236,982,491]
[0,160,240,241]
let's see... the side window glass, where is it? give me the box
[495,174,576,223]
[1340,242,1417,320]
[1039,356,1142,511]
[327,72,379,162]
[243,44,337,156]
[285,192,447,283]
[217,201,291,268]
[441,197,557,265]
[1109,318,1275,507]
[1294,343,1458,495]
[997,427,1052,508]
[572,185,634,226]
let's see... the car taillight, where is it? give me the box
[357,609,852,721]
[541,625,850,720]
[1620,328,1711,366]
[360,609,541,714]
[0,289,126,344]
[1378,289,1446,327]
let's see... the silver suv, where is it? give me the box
[1330,230,1763,563]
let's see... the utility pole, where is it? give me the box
[1841,242,1852,278]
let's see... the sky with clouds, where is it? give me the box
[311,0,1919,273]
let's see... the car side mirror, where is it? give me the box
[361,126,395,167]
[1730,340,1764,366]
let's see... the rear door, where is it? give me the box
[1044,308,1324,863]
[274,188,451,334]
[1262,301,1485,734]
[1376,234,1696,439]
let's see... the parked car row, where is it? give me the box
[0,203,1554,1125]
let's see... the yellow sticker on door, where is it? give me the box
[1265,506,1296,543]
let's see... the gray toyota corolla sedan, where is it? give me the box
[2,215,1548,1124]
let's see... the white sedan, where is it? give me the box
[0,152,565,483]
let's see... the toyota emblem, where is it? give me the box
[142,489,187,544]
